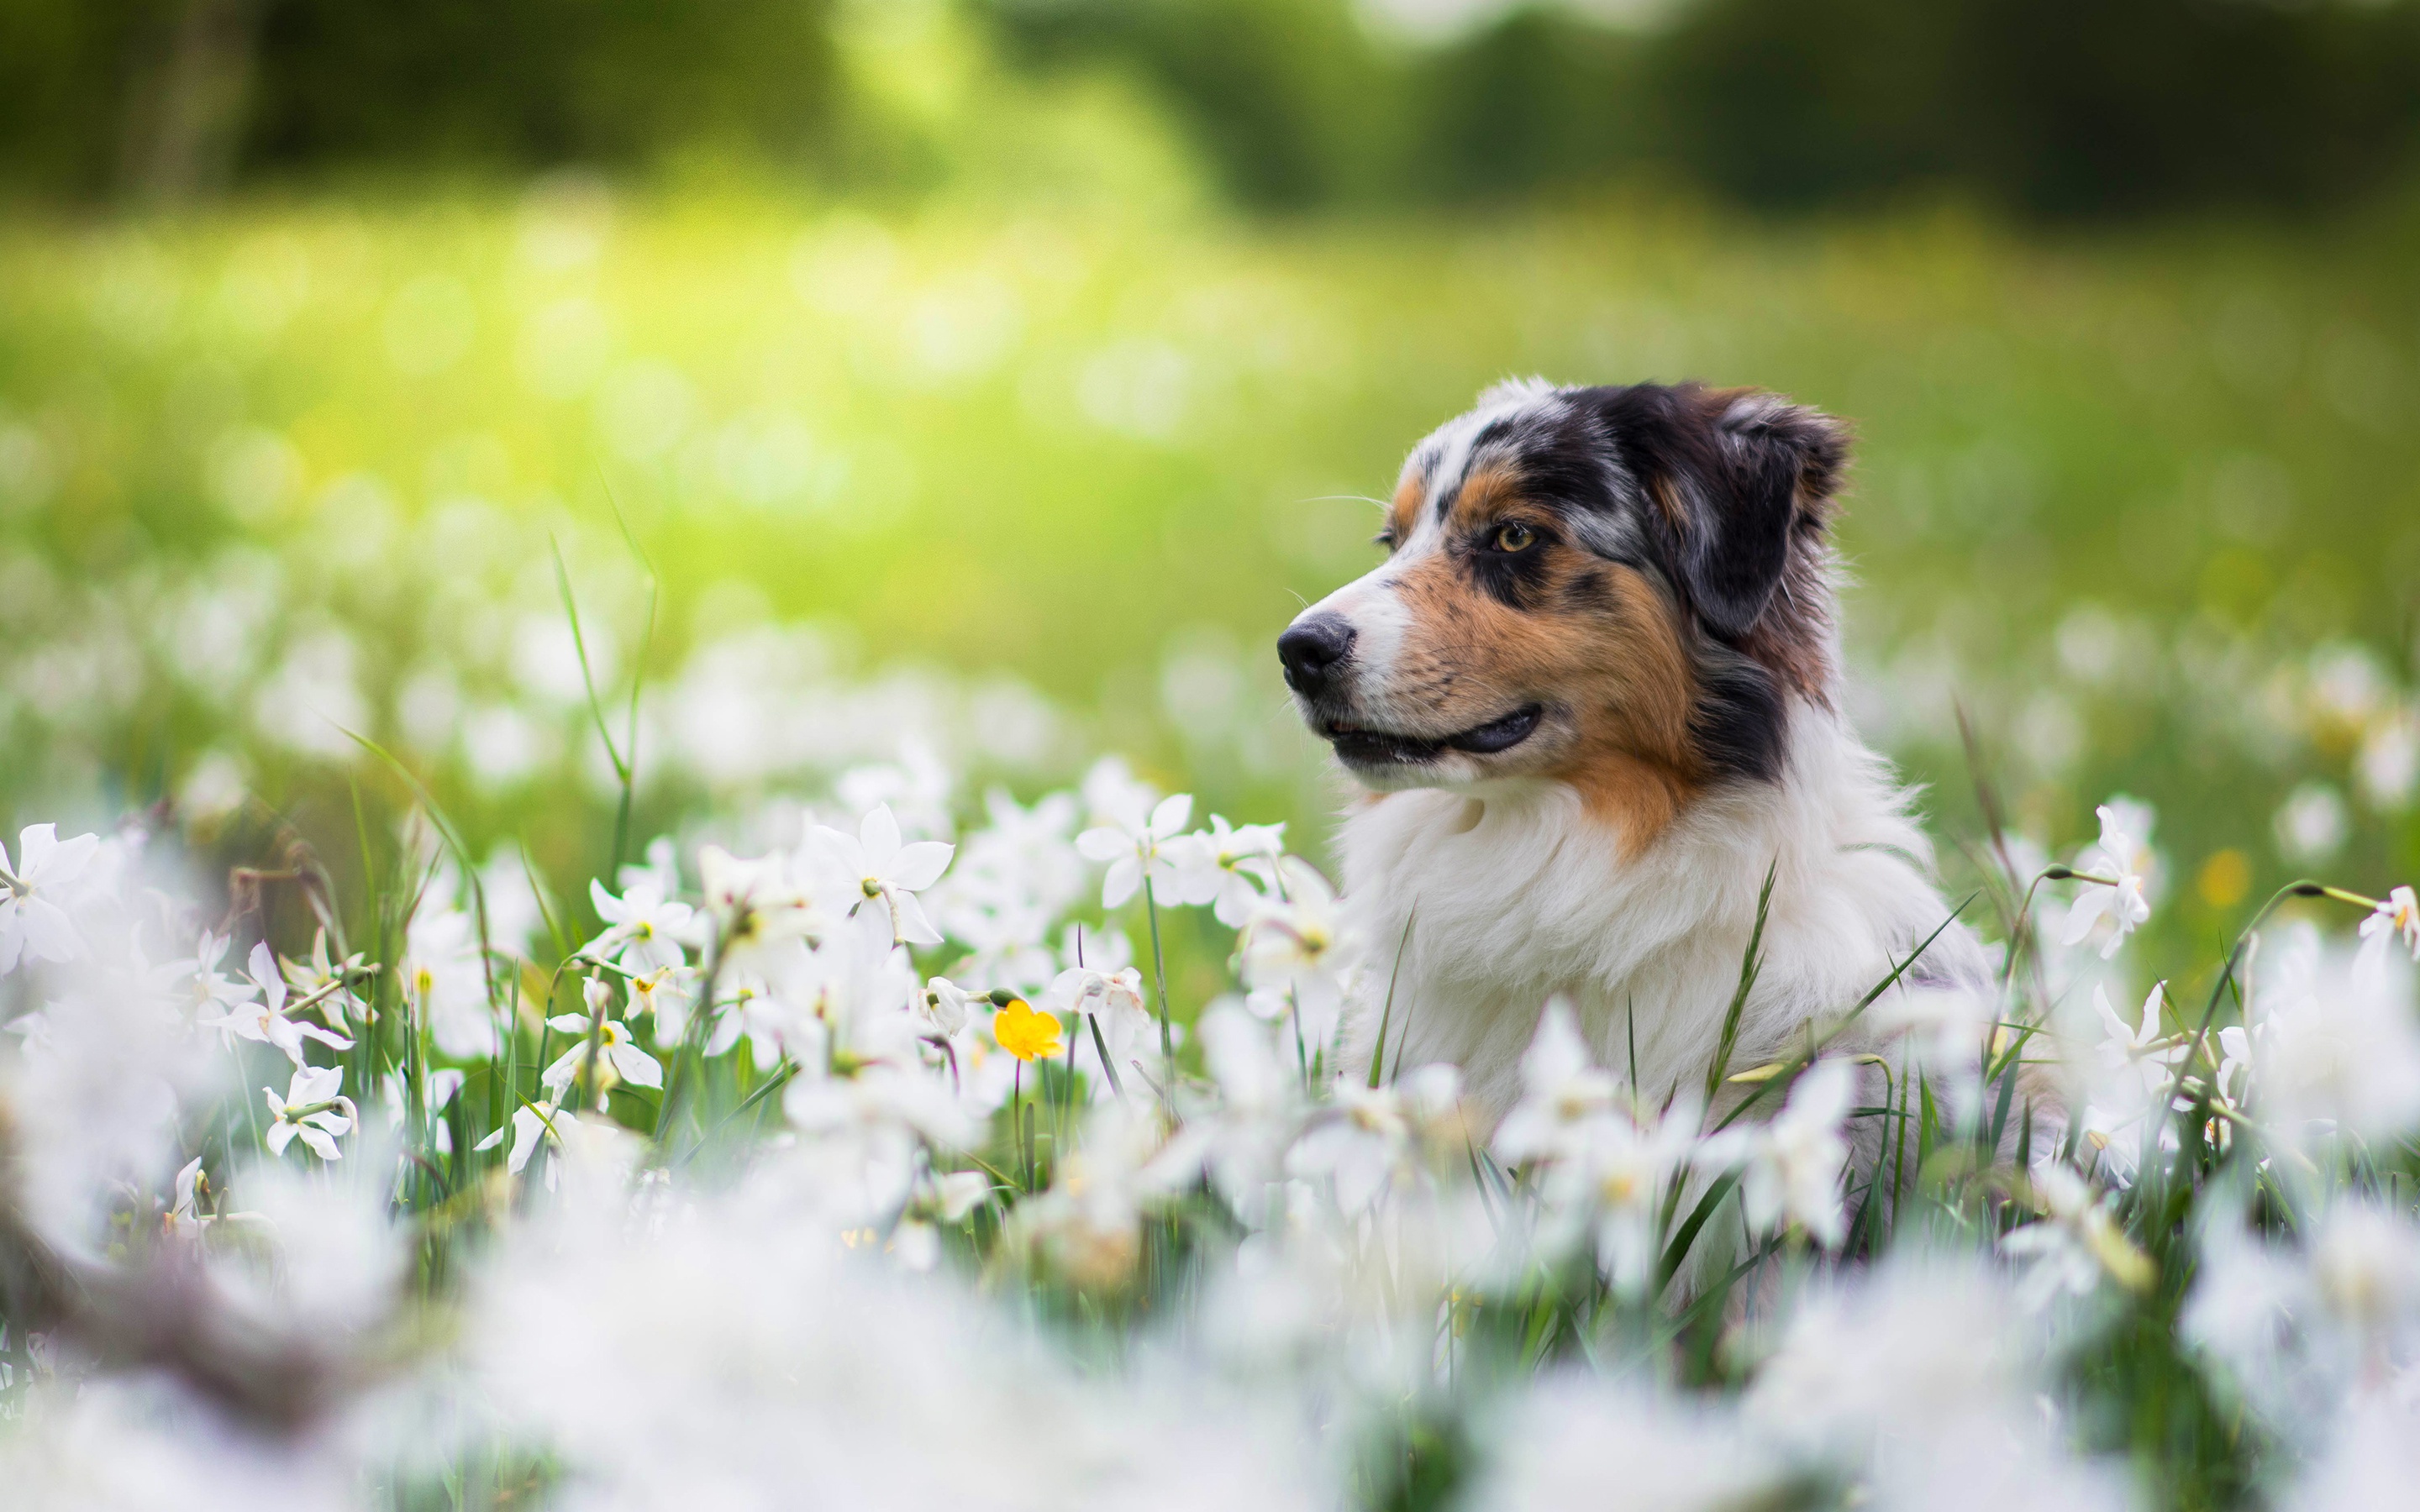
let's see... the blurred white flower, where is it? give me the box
[2358,708,2419,812]
[588,874,695,973]
[0,821,100,974]
[2065,802,2155,958]
[697,843,823,976]
[1707,1058,1854,1247]
[810,802,955,948]
[2001,1164,2151,1310]
[2092,981,2183,1094]
[278,927,366,1032]
[264,1064,355,1161]
[2274,783,2349,865]
[543,982,665,1104]
[1183,813,1287,927]
[200,942,355,1067]
[2355,885,2419,982]
[1077,790,1212,910]
[476,1095,571,1176]
[1239,857,1360,1057]
[1047,963,1152,1095]
[2258,941,2420,1147]
[1486,1378,1787,1512]
[403,899,496,1059]
[1871,982,1997,1123]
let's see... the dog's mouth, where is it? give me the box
[1323,705,1544,766]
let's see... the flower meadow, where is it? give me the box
[4,655,2420,1512]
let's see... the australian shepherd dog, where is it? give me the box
[1278,378,1986,1128]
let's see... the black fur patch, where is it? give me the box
[1690,655,1788,783]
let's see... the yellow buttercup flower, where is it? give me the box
[992,997,1063,1063]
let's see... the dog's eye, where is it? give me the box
[1373,530,1399,554]
[1490,522,1537,554]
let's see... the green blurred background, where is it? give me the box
[3,0,2418,961]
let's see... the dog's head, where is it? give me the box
[1279,379,1847,829]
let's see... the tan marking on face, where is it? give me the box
[1385,504,1702,853]
[1389,474,1424,543]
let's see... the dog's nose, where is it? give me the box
[1277,615,1355,694]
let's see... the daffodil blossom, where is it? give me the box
[201,942,355,1066]
[279,927,367,1032]
[173,930,259,1021]
[1044,964,1150,1094]
[0,822,100,975]
[2093,981,2185,1094]
[1706,1058,1856,1247]
[1076,792,1213,911]
[696,844,822,974]
[918,976,975,1038]
[2354,885,2419,984]
[264,1065,356,1161]
[2064,802,2154,958]
[543,978,664,1101]
[810,803,955,948]
[587,875,696,973]
[475,1096,571,1175]
[1238,858,1359,1056]
[2001,1164,2152,1310]
[1173,814,1287,927]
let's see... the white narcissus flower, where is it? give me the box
[918,976,974,1038]
[1076,792,1213,911]
[1171,814,1287,927]
[264,1065,356,1161]
[1045,964,1152,1091]
[543,977,665,1100]
[2001,1163,2151,1310]
[2354,885,2419,983]
[1492,998,1620,1168]
[279,927,366,1031]
[1238,857,1359,1056]
[1709,1058,1856,1247]
[587,875,696,973]
[201,942,356,1067]
[0,822,101,975]
[812,803,955,948]
[476,1096,571,1175]
[2064,802,2155,958]
[2093,981,2184,1094]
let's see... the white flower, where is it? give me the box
[1180,814,1287,927]
[810,803,955,948]
[279,927,366,1031]
[2355,885,2419,985]
[264,1065,355,1161]
[1237,857,1360,1057]
[1492,998,1620,1169]
[543,978,665,1101]
[2260,942,2420,1147]
[1709,1058,1855,1247]
[199,942,355,1066]
[587,875,695,973]
[405,900,497,1059]
[0,822,100,974]
[2092,980,2184,1093]
[1045,964,1153,1094]
[697,844,823,976]
[476,1096,571,1175]
[2000,1164,2151,1310]
[918,976,975,1038]
[1870,982,1998,1122]
[2216,1020,2262,1107]
[2063,802,2154,958]
[1076,792,1212,911]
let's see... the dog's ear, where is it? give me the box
[1602,385,1848,641]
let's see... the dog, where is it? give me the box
[1277,378,1986,1129]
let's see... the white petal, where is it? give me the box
[612,1042,664,1090]
[1102,856,1142,911]
[813,825,871,880]
[298,1125,341,1161]
[891,892,944,948]
[590,878,630,924]
[860,805,902,869]
[1149,793,1194,838]
[1074,827,1130,863]
[887,841,954,893]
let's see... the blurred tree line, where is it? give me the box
[4,0,2418,218]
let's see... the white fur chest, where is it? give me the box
[1333,715,1982,1126]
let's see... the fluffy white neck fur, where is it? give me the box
[1335,707,1981,1126]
